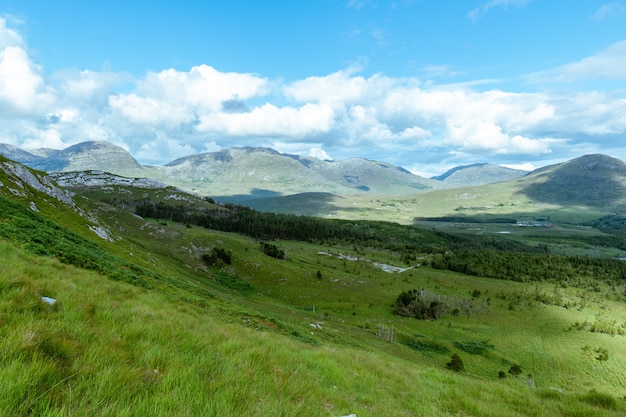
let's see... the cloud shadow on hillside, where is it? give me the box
[213,189,284,204]
[218,190,349,216]
[514,171,625,209]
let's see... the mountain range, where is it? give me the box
[1,140,527,197]
[2,140,626,222]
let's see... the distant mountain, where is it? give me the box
[315,158,440,193]
[515,154,626,208]
[159,147,348,198]
[0,144,46,165]
[3,141,625,213]
[28,141,144,174]
[431,163,529,187]
[155,146,437,198]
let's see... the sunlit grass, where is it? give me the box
[2,238,626,416]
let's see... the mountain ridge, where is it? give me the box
[0,140,544,194]
[2,141,625,218]
[431,163,529,186]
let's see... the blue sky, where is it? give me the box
[1,1,625,176]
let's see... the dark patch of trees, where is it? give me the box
[260,242,285,259]
[202,247,232,266]
[131,199,554,258]
[394,288,488,320]
[415,216,517,224]
[430,250,626,287]
[132,200,459,254]
[590,214,626,236]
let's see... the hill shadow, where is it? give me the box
[213,189,284,204]
[242,192,347,216]
[514,156,626,208]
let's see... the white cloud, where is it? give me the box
[109,93,196,126]
[0,17,24,48]
[527,40,626,84]
[502,162,537,171]
[468,0,531,21]
[0,46,54,114]
[197,102,335,138]
[109,65,269,126]
[57,70,130,104]
[270,142,333,161]
[284,67,399,107]
[309,147,332,160]
[592,2,626,21]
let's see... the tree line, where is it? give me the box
[430,249,626,287]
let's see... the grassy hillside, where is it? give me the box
[242,154,626,226]
[2,162,626,416]
[3,231,626,417]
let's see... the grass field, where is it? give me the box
[2,163,626,416]
[3,208,626,416]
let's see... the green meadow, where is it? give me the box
[2,169,626,416]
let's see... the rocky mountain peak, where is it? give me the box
[30,141,143,173]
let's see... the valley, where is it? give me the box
[1,147,626,416]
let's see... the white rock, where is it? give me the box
[41,296,57,305]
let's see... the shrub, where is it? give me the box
[446,353,464,372]
[394,288,488,320]
[509,364,522,377]
[202,247,232,266]
[260,242,285,259]
[595,347,610,362]
[498,370,506,379]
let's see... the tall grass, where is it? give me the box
[2,240,626,416]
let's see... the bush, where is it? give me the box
[260,242,285,259]
[509,364,522,377]
[446,353,464,372]
[202,247,232,266]
[394,288,487,320]
[498,370,506,379]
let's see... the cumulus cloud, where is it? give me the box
[0,46,55,114]
[197,102,335,138]
[284,67,399,106]
[56,69,130,105]
[109,65,269,126]
[1,16,626,171]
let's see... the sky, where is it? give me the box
[0,1,625,177]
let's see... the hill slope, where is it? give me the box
[432,163,528,187]
[516,154,626,209]
[2,160,626,415]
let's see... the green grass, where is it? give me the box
[3,163,626,416]
[3,226,626,416]
[2,245,624,417]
